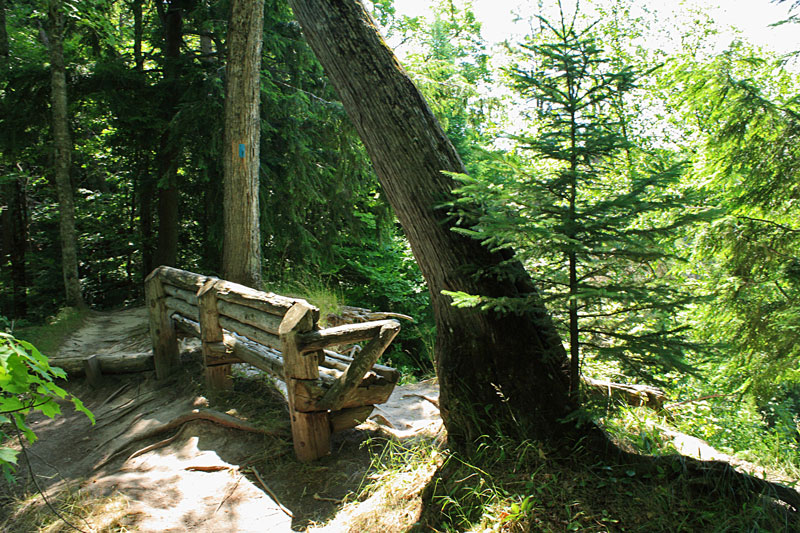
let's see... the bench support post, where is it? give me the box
[145,267,179,379]
[280,302,330,461]
[198,279,233,392]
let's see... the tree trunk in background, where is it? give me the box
[1,176,29,318]
[288,0,580,448]
[222,0,263,288]
[48,0,83,308]
[0,0,9,59]
[154,1,182,268]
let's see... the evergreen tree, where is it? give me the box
[448,7,704,391]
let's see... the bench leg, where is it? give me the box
[206,364,233,392]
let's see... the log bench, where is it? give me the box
[144,266,402,461]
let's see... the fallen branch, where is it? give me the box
[250,466,294,518]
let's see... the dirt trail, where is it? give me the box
[1,308,442,532]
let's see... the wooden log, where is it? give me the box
[152,265,214,293]
[219,315,282,351]
[315,321,400,411]
[582,376,668,410]
[217,299,283,336]
[53,352,154,376]
[291,379,396,413]
[323,350,400,383]
[163,284,199,306]
[329,405,374,433]
[145,267,179,379]
[172,315,285,380]
[215,279,318,320]
[199,279,232,392]
[83,354,103,387]
[280,302,330,461]
[165,296,199,321]
[296,320,400,353]
[288,409,330,462]
[279,302,321,380]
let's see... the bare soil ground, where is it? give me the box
[0,308,441,532]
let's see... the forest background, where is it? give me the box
[1,0,799,510]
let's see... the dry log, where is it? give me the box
[297,319,400,353]
[219,315,282,351]
[215,279,316,319]
[324,350,400,383]
[166,296,199,322]
[291,378,395,413]
[329,405,374,433]
[583,376,668,410]
[163,284,199,306]
[152,265,214,293]
[325,305,413,326]
[315,321,400,411]
[172,315,286,380]
[145,269,179,379]
[217,299,283,336]
[54,352,154,377]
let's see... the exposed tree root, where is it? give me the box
[94,408,288,470]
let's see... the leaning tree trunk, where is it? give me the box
[48,0,83,308]
[287,0,580,448]
[221,0,263,288]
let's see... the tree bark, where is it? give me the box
[1,174,28,318]
[48,0,83,308]
[0,0,9,59]
[287,0,578,448]
[154,1,182,268]
[222,0,263,288]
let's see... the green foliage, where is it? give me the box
[0,333,93,482]
[447,9,709,384]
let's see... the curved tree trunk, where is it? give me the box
[222,0,263,288]
[48,0,83,308]
[287,0,579,448]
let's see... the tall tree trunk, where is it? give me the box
[48,0,83,308]
[154,1,182,268]
[221,0,263,288]
[0,0,9,59]
[287,0,580,448]
[1,175,29,318]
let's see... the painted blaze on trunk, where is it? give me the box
[287,0,581,447]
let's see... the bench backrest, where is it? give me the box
[144,266,401,461]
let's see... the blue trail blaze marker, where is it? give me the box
[238,143,246,158]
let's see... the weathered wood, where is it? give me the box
[199,279,232,391]
[315,321,400,411]
[281,302,330,460]
[279,302,320,380]
[329,405,374,433]
[219,315,282,351]
[297,320,399,353]
[54,352,154,376]
[291,379,396,413]
[172,315,285,379]
[206,363,233,392]
[324,350,400,383]
[217,299,282,336]
[583,376,667,410]
[145,268,179,379]
[289,409,330,462]
[163,283,199,306]
[154,265,214,293]
[165,296,199,321]
[215,279,316,319]
[83,354,103,387]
